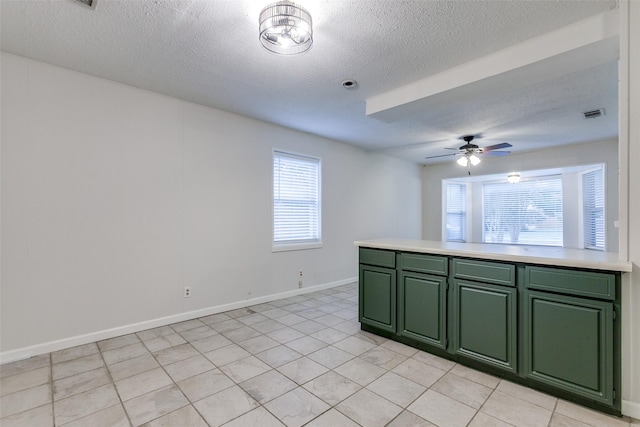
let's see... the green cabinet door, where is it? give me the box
[398,272,447,349]
[451,279,517,373]
[359,265,396,333]
[523,290,613,405]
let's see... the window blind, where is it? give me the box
[583,168,605,250]
[445,183,466,242]
[483,177,563,246]
[273,151,321,245]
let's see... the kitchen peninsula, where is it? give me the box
[355,239,631,416]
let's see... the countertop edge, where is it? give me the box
[354,239,632,273]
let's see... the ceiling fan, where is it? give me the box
[425,135,512,174]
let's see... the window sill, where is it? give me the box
[272,242,323,253]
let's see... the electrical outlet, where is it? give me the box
[184,286,191,298]
[299,270,303,277]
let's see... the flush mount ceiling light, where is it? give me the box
[259,1,313,55]
[507,172,521,183]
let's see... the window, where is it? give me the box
[583,167,605,250]
[273,150,321,250]
[483,177,563,246]
[445,183,466,242]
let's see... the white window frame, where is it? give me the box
[272,149,322,252]
[443,181,467,242]
[582,166,606,251]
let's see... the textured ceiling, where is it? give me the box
[0,0,619,164]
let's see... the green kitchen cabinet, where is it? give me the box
[359,249,396,333]
[523,289,614,406]
[451,278,518,373]
[397,271,447,349]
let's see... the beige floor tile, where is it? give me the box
[307,346,354,369]
[255,345,303,368]
[63,403,130,427]
[290,320,326,335]
[204,344,251,366]
[334,357,386,386]
[123,384,188,426]
[549,412,593,426]
[1,384,52,419]
[0,355,50,380]
[264,387,330,427]
[193,385,259,426]
[107,354,159,382]
[412,351,456,371]
[481,390,552,427]
[337,388,402,427]
[238,335,280,354]
[408,389,477,427]
[367,372,426,407]
[333,335,377,356]
[53,366,111,400]
[449,363,500,389]
[239,369,298,404]
[0,366,50,397]
[102,342,149,365]
[178,325,218,342]
[51,343,99,364]
[303,371,362,406]
[169,319,205,333]
[141,405,208,427]
[219,356,271,383]
[285,336,327,355]
[54,383,119,426]
[468,411,514,427]
[52,353,104,380]
[379,339,420,357]
[250,319,287,334]
[277,313,307,326]
[309,328,350,344]
[360,346,407,370]
[277,357,329,385]
[136,326,174,342]
[211,319,245,333]
[177,368,234,402]
[163,354,215,382]
[98,334,140,352]
[431,372,493,409]
[190,334,233,353]
[261,308,290,319]
[314,314,345,327]
[496,380,557,410]
[223,406,286,427]
[238,313,270,326]
[199,312,232,324]
[555,400,630,427]
[387,410,435,426]
[305,408,360,427]
[141,333,186,353]
[152,343,199,366]
[0,403,53,427]
[267,327,306,344]
[115,367,173,401]
[392,358,446,388]
[222,326,262,342]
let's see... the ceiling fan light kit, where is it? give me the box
[425,135,512,174]
[259,1,313,55]
[507,172,521,183]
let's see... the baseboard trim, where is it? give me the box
[622,399,640,419]
[0,277,357,364]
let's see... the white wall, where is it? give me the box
[0,53,422,359]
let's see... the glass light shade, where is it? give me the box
[507,172,521,183]
[457,156,469,167]
[259,1,313,55]
[469,155,481,166]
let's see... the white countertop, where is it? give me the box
[354,239,632,272]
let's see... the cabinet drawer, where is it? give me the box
[452,258,515,287]
[525,266,615,300]
[359,248,395,268]
[400,253,448,276]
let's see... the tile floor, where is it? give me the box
[1,283,638,427]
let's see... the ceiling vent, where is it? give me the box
[583,108,604,119]
[74,0,97,9]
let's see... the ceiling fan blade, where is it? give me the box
[424,153,459,160]
[482,142,512,152]
[483,150,511,157]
